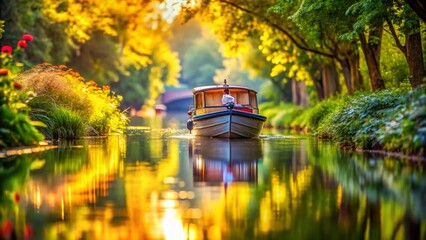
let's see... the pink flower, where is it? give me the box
[1,45,12,54]
[0,68,9,75]
[17,40,27,49]
[22,34,34,42]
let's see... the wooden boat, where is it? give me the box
[186,80,266,138]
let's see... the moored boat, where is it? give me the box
[186,80,267,138]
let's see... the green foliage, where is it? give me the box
[265,86,425,156]
[17,64,128,139]
[379,31,410,88]
[181,37,223,88]
[377,85,426,155]
[306,96,347,132]
[50,107,85,139]
[0,104,44,148]
[259,102,304,129]
[271,104,304,128]
[0,33,44,149]
[312,87,425,155]
[67,32,121,85]
[323,90,403,148]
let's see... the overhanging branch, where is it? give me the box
[218,0,337,59]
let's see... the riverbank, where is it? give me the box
[260,85,426,159]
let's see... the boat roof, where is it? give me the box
[193,85,257,94]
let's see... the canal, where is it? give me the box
[0,114,425,239]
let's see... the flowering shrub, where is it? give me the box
[17,63,128,138]
[0,33,44,148]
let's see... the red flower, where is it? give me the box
[1,45,12,54]
[14,193,20,202]
[13,82,22,90]
[2,220,12,237]
[17,40,27,49]
[24,225,33,238]
[0,68,9,75]
[22,34,34,42]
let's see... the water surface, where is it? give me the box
[0,117,425,239]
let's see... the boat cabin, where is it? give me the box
[191,86,260,115]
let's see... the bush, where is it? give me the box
[307,96,347,132]
[0,33,44,148]
[17,64,128,139]
[270,104,304,128]
[377,86,426,155]
[265,86,425,156]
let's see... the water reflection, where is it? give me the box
[190,138,262,184]
[0,134,425,239]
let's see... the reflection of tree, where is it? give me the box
[0,155,32,239]
[307,140,426,239]
[24,136,125,238]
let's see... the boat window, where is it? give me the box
[250,91,257,108]
[234,91,249,105]
[205,91,222,107]
[195,93,204,108]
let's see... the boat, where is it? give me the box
[186,80,267,138]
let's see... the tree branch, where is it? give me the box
[385,18,406,55]
[218,0,337,59]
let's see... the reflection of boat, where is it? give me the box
[186,80,266,138]
[190,137,262,184]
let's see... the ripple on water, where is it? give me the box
[260,134,309,139]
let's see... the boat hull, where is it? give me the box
[191,110,266,138]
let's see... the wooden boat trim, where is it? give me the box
[193,109,266,122]
[193,85,255,94]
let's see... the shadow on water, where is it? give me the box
[0,128,425,239]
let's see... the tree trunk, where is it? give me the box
[310,62,325,101]
[339,58,354,94]
[298,80,308,106]
[358,28,385,91]
[350,52,364,91]
[321,61,341,98]
[405,20,426,88]
[291,77,298,104]
[291,78,308,106]
[339,53,364,94]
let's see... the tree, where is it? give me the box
[347,0,425,89]
[184,0,363,101]
[40,0,182,107]
[0,0,73,65]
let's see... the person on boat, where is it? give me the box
[222,88,234,105]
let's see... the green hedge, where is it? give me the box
[259,85,426,156]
